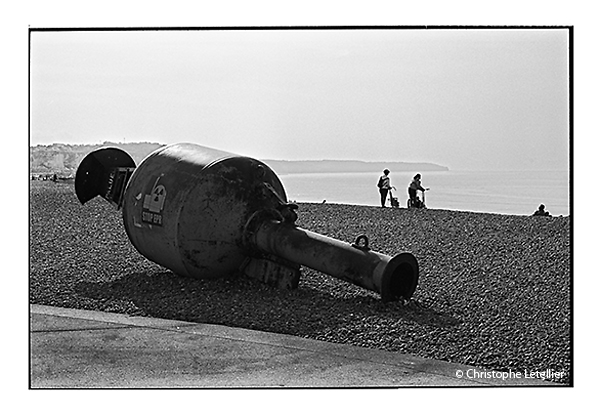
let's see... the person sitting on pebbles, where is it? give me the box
[532,204,551,217]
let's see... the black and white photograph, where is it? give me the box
[18,3,593,412]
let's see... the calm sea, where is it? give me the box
[277,170,571,216]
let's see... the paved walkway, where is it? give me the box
[30,304,555,388]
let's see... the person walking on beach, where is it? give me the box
[408,173,428,207]
[377,169,392,207]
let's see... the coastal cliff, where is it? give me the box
[30,142,449,176]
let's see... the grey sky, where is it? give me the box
[30,28,569,171]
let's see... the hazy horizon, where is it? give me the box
[30,140,570,174]
[30,28,570,172]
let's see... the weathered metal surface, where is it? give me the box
[246,217,418,301]
[75,142,419,301]
[121,143,287,279]
[75,147,136,205]
[241,255,301,290]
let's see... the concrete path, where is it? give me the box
[30,304,556,388]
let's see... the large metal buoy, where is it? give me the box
[75,143,419,301]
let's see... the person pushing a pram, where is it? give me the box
[408,173,429,208]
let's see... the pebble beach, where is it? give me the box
[29,181,571,384]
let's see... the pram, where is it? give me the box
[407,189,427,209]
[389,189,400,208]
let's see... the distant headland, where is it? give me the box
[29,142,449,176]
[262,159,449,175]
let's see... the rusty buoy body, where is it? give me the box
[75,143,419,301]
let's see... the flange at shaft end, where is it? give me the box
[378,252,419,302]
